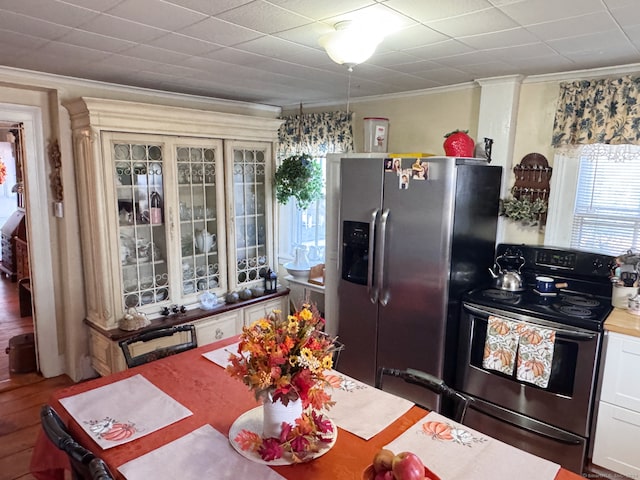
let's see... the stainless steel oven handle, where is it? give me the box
[463,303,598,340]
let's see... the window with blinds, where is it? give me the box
[571,144,640,256]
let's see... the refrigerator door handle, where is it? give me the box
[378,208,390,306]
[367,209,380,304]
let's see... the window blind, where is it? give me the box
[571,144,640,255]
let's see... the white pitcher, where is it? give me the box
[195,229,216,253]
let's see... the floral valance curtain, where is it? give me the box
[552,75,640,147]
[277,111,353,159]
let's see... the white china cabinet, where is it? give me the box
[66,97,287,375]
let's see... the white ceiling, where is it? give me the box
[1,0,639,108]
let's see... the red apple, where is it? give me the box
[372,448,396,473]
[391,452,426,480]
[374,470,395,480]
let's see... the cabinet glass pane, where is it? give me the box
[233,148,268,286]
[114,142,169,309]
[177,145,221,295]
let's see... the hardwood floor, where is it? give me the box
[0,275,74,480]
[0,275,36,388]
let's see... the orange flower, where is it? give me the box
[0,160,6,185]
[226,304,337,410]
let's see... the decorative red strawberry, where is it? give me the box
[443,130,475,157]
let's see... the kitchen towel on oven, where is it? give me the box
[515,324,556,388]
[483,315,519,375]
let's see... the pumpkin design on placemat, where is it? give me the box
[325,373,367,392]
[86,417,137,442]
[421,420,487,447]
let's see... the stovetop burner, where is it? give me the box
[557,305,593,318]
[464,287,612,331]
[562,296,600,308]
[482,290,520,302]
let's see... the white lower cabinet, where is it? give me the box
[87,293,288,375]
[195,310,243,345]
[592,331,640,478]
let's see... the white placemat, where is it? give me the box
[59,374,192,450]
[323,370,414,440]
[384,411,561,480]
[118,424,286,480]
[202,342,240,368]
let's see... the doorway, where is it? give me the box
[1,102,62,379]
[0,123,35,386]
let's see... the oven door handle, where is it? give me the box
[463,304,598,341]
[468,398,584,445]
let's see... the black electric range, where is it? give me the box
[463,244,617,331]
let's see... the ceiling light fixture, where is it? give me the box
[319,21,384,71]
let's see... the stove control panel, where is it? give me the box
[496,244,616,278]
[535,250,577,269]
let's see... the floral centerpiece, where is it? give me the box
[0,158,6,185]
[226,304,338,462]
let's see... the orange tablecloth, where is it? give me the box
[30,337,584,480]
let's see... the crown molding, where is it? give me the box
[283,62,640,110]
[0,65,281,115]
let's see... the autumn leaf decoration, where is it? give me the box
[0,158,7,185]
[226,304,341,462]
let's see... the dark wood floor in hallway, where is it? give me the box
[0,275,74,480]
[0,275,38,388]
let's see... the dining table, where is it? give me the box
[30,336,586,480]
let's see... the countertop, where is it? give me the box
[604,307,640,337]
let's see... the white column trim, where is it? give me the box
[475,75,524,244]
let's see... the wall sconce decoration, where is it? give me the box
[499,153,552,231]
[48,139,64,217]
[319,21,384,71]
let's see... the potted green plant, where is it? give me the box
[274,153,323,210]
[499,197,548,226]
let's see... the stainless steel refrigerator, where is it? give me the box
[336,156,502,410]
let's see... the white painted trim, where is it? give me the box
[543,151,580,249]
[0,65,281,115]
[285,62,640,110]
[281,81,478,110]
[0,102,64,376]
[475,76,523,245]
[522,62,640,85]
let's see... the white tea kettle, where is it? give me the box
[488,253,525,292]
[195,229,216,253]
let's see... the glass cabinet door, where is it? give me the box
[177,140,226,297]
[226,141,273,290]
[113,140,169,310]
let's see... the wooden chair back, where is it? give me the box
[40,405,115,480]
[118,324,197,368]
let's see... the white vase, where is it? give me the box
[262,396,303,438]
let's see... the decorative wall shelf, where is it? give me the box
[501,152,553,228]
